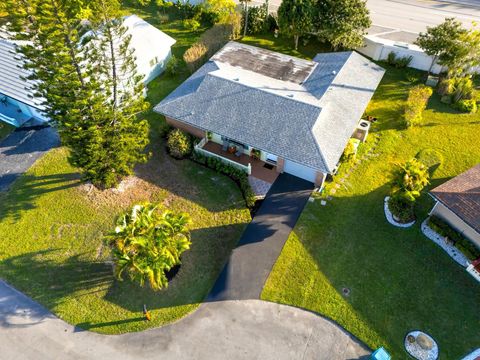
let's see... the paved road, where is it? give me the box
[248,0,480,33]
[209,173,313,301]
[0,280,370,360]
[0,126,59,191]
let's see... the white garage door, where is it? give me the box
[283,160,317,183]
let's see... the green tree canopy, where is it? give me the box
[278,0,314,50]
[4,0,150,188]
[415,18,468,76]
[105,203,192,290]
[312,0,371,50]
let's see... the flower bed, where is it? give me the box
[384,196,415,228]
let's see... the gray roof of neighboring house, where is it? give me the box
[154,42,385,173]
[0,36,44,110]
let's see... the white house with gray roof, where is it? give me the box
[0,32,47,127]
[154,42,385,187]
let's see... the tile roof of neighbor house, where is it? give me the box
[430,164,480,234]
[154,42,385,173]
[0,33,44,110]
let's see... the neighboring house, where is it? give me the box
[0,15,175,128]
[122,15,176,84]
[429,164,480,249]
[0,32,47,127]
[154,42,384,187]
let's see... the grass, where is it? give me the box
[0,121,14,141]
[262,65,480,359]
[0,4,251,334]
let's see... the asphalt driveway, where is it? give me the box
[0,126,59,191]
[209,173,314,301]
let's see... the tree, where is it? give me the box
[404,85,433,127]
[5,0,150,189]
[415,18,468,76]
[392,159,430,202]
[105,204,192,290]
[240,0,253,37]
[202,0,236,24]
[278,0,314,50]
[312,0,371,50]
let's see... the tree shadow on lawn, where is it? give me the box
[289,185,480,358]
[0,172,81,221]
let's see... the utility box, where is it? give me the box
[352,119,371,142]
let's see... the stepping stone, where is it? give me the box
[335,184,341,189]
[320,200,327,206]
[339,178,346,183]
[308,197,315,203]
[330,188,337,194]
[327,196,333,200]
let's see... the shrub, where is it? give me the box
[105,203,191,290]
[223,12,242,40]
[158,121,172,139]
[405,68,421,83]
[167,129,192,159]
[388,194,415,223]
[437,76,473,103]
[264,13,278,32]
[200,23,232,55]
[165,55,179,76]
[242,4,268,35]
[386,51,413,68]
[191,151,256,207]
[183,42,208,73]
[428,215,480,260]
[455,99,477,113]
[404,85,433,127]
[201,0,236,24]
[392,158,430,201]
[183,18,201,30]
[341,138,358,162]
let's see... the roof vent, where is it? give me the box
[287,94,294,98]
[332,70,337,75]
[233,77,239,81]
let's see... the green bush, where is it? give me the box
[191,151,256,207]
[242,4,268,35]
[341,138,358,162]
[165,55,179,76]
[455,99,477,113]
[167,129,192,159]
[428,215,480,260]
[183,18,201,30]
[404,85,433,127]
[415,148,443,170]
[388,194,415,222]
[386,52,413,68]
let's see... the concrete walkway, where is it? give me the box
[209,174,314,301]
[0,280,369,359]
[0,126,59,191]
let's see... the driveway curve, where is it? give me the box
[0,281,369,360]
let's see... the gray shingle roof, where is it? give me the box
[155,42,385,173]
[0,38,44,110]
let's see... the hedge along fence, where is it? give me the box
[191,151,256,208]
[183,22,239,73]
[404,85,433,127]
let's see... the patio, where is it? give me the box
[200,141,279,197]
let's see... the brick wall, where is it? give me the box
[166,117,205,138]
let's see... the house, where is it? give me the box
[154,42,385,188]
[0,32,47,127]
[122,15,176,84]
[0,15,176,128]
[429,164,480,249]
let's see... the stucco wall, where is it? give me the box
[431,202,480,248]
[166,117,205,138]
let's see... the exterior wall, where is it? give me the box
[142,49,173,84]
[315,171,327,188]
[431,202,480,248]
[358,36,444,74]
[166,117,205,138]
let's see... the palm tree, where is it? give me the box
[393,158,430,202]
[105,203,191,291]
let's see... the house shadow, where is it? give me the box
[0,172,81,220]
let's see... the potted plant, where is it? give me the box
[251,148,261,160]
[228,145,236,154]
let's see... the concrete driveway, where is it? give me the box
[0,281,369,360]
[0,126,59,191]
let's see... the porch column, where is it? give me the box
[315,172,327,189]
[276,157,285,173]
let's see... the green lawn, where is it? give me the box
[262,66,480,358]
[0,5,251,334]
